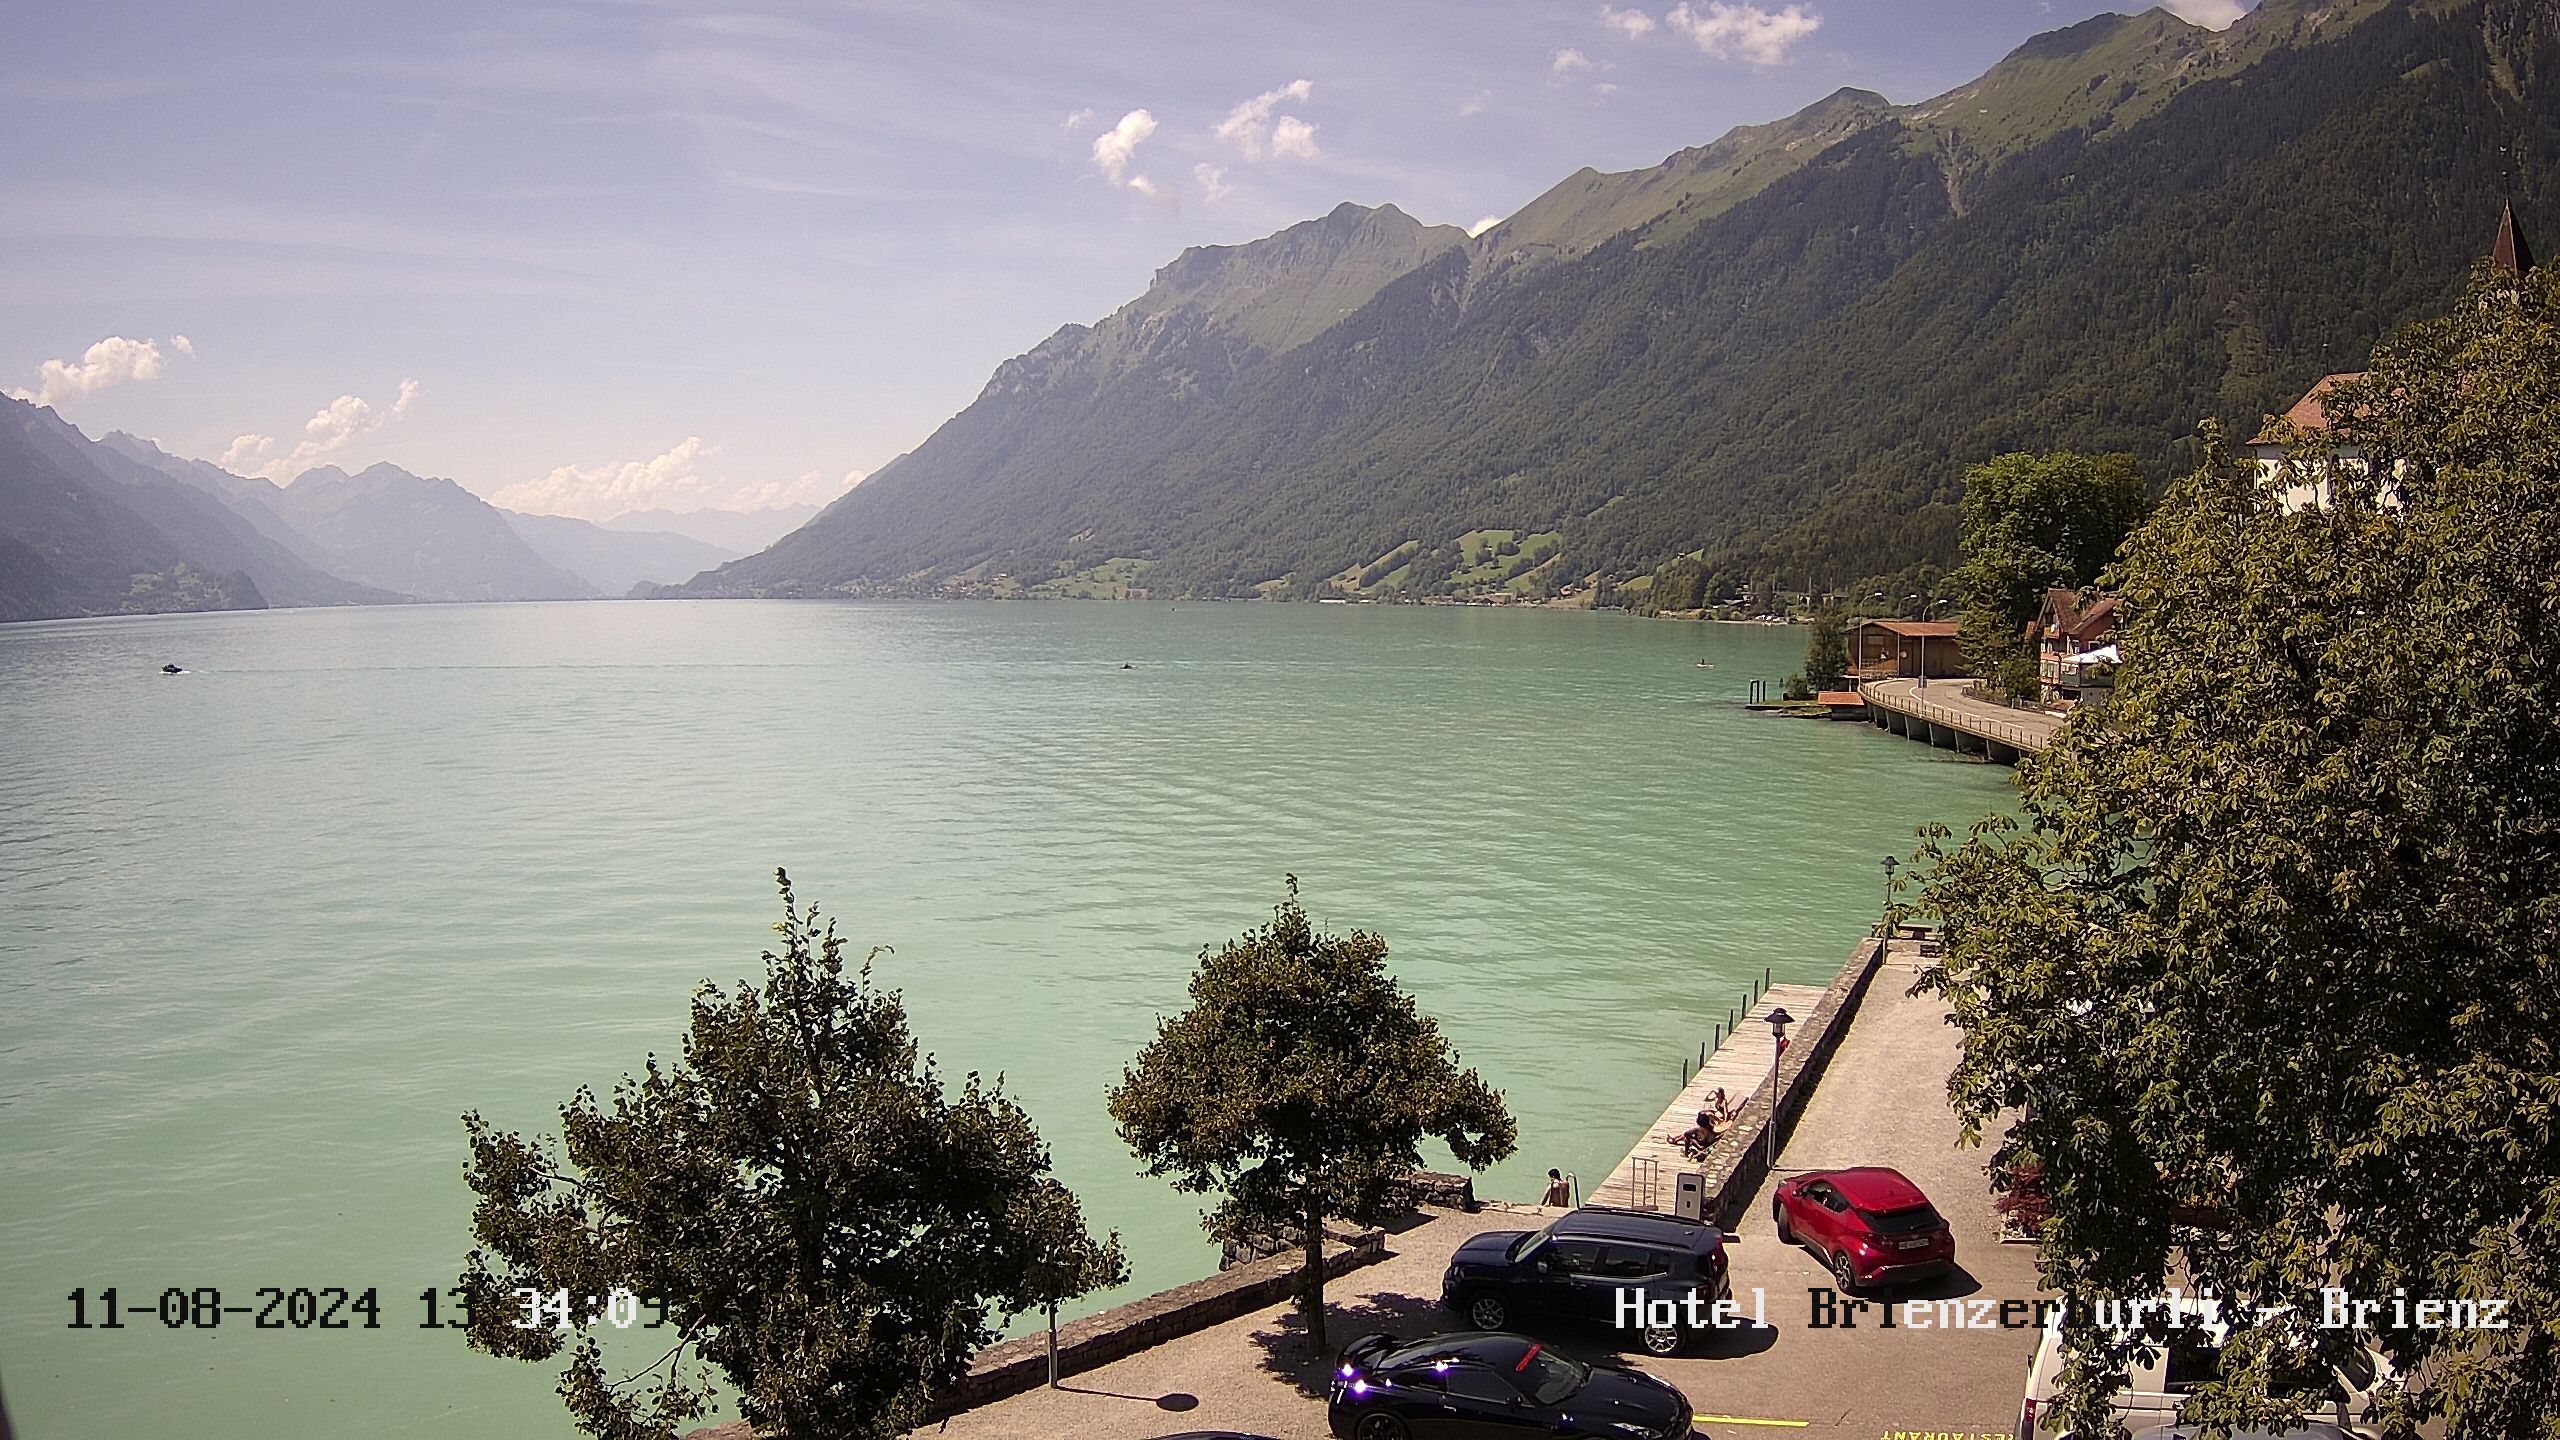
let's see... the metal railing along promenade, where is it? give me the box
[1858,679,2058,755]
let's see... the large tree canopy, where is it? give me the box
[1952,450,2148,697]
[1107,877,1516,1356]
[1915,263,2560,1440]
[459,871,1123,1440]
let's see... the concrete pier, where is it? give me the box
[1589,983,1826,1212]
[1859,676,2061,763]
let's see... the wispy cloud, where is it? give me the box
[1600,5,1659,38]
[731,467,864,511]
[1214,79,1316,160]
[1194,163,1232,204]
[1551,48,1597,77]
[489,439,863,520]
[10,334,193,407]
[1468,215,1505,237]
[2162,0,2248,26]
[1061,107,1094,131]
[1090,108,1166,201]
[1665,2,1821,65]
[220,379,419,480]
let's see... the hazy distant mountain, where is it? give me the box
[603,504,818,553]
[1,396,266,620]
[99,432,359,578]
[682,0,2555,601]
[501,511,737,596]
[92,432,406,605]
[272,463,597,602]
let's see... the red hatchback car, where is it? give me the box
[1772,1166,1954,1293]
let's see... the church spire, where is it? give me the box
[2490,201,2536,275]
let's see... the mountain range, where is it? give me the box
[0,403,751,621]
[666,0,2558,604]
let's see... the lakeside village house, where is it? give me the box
[1846,619,1968,683]
[2024,206,2538,710]
[2248,202,2537,510]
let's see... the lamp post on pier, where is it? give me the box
[1763,1005,1795,1171]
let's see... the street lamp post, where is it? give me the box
[1880,855,1897,937]
[1763,1005,1795,1171]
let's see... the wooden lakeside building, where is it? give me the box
[1847,619,1969,681]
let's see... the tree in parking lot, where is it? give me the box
[1107,877,1517,1357]
[458,870,1124,1440]
[1913,264,2560,1440]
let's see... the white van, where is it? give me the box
[2020,1298,2386,1439]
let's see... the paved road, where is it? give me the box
[1648,940,2051,1440]
[926,941,2047,1440]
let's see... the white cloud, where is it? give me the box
[1458,91,1493,118]
[490,437,716,520]
[1468,215,1505,237]
[1062,107,1095,131]
[728,468,865,512]
[219,378,422,480]
[1195,163,1232,204]
[1090,109,1167,201]
[490,442,865,521]
[2162,0,2248,26]
[1214,79,1316,160]
[1270,116,1318,159]
[1601,5,1659,37]
[1665,2,1821,64]
[1551,48,1596,76]
[9,334,193,407]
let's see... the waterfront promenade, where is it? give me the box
[896,935,2047,1440]
[1588,983,1825,1211]
[1860,676,2062,762]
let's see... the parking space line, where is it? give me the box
[1693,1415,1809,1428]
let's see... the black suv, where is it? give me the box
[1440,1207,1733,1356]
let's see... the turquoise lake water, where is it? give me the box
[0,599,2012,1437]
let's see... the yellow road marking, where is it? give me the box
[1692,1416,1810,1428]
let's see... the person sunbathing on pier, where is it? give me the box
[1668,1089,1735,1159]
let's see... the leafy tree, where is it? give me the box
[1802,606,1849,690]
[1951,450,2147,698]
[1912,263,2560,1440]
[1107,877,1516,1357]
[458,871,1123,1440]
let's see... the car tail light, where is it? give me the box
[2020,1397,2035,1439]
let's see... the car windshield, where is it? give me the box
[1515,1342,1590,1406]
[1507,1222,1557,1261]
[1858,1203,1943,1235]
[1374,1339,1456,1371]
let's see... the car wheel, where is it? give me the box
[1641,1323,1686,1357]
[1830,1247,1861,1295]
[1355,1411,1413,1440]
[1466,1293,1508,1330]
[1773,1201,1795,1246]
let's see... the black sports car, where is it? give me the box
[1327,1330,1695,1439]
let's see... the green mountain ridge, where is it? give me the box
[671,0,2553,604]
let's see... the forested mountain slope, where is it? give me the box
[676,0,2558,602]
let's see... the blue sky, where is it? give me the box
[2,0,2253,519]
